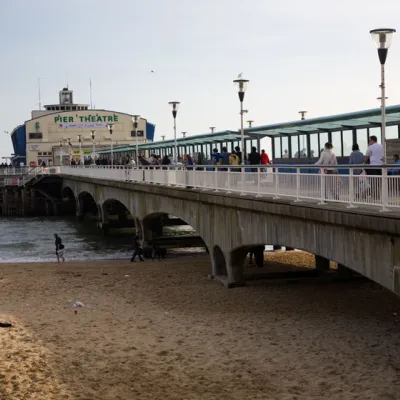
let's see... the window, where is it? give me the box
[386,125,398,139]
[331,131,342,157]
[274,137,281,158]
[281,137,289,157]
[342,130,353,156]
[131,130,144,137]
[291,136,299,158]
[310,133,319,158]
[298,134,307,154]
[369,127,381,143]
[356,129,368,154]
[319,132,328,153]
[29,132,43,139]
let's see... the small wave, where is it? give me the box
[0,242,36,249]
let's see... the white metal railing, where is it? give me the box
[57,164,400,212]
[0,167,30,175]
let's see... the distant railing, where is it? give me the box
[59,164,400,212]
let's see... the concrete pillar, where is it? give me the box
[315,255,330,271]
[212,246,228,276]
[224,247,247,288]
[142,216,164,247]
[338,263,353,279]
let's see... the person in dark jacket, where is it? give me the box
[248,147,261,172]
[131,234,144,262]
[54,233,65,263]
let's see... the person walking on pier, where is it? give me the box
[54,234,65,263]
[315,142,339,200]
[248,147,261,172]
[131,234,144,262]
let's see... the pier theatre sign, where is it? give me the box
[54,114,119,129]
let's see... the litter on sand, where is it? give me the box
[0,322,12,328]
[72,301,85,308]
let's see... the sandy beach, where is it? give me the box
[1,253,400,399]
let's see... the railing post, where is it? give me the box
[381,167,389,212]
[256,167,261,197]
[347,167,356,208]
[227,167,231,193]
[319,170,326,205]
[273,166,280,199]
[295,167,300,202]
[214,166,219,192]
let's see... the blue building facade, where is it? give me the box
[10,125,26,165]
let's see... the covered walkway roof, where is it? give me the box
[246,105,400,137]
[98,105,400,155]
[98,130,251,154]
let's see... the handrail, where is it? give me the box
[58,165,400,212]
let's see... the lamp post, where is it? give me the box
[168,101,180,163]
[77,134,83,165]
[59,140,63,166]
[298,110,307,153]
[209,126,216,133]
[233,77,249,167]
[90,130,96,162]
[161,135,166,141]
[247,120,254,128]
[67,138,72,164]
[132,115,140,165]
[107,123,115,166]
[370,28,396,162]
[182,131,187,138]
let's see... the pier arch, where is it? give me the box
[77,191,98,218]
[140,212,209,260]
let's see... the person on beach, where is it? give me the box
[131,234,144,262]
[54,234,65,263]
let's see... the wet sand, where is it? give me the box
[1,253,400,399]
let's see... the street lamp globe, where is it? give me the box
[233,78,249,102]
[168,102,180,118]
[90,130,96,140]
[370,28,396,64]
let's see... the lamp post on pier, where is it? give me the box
[209,126,216,133]
[90,130,96,163]
[181,131,187,138]
[132,115,140,165]
[369,28,396,162]
[77,134,83,165]
[168,101,180,164]
[59,140,63,166]
[247,120,254,128]
[233,76,249,167]
[107,123,115,166]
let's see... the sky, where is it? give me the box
[1,0,400,158]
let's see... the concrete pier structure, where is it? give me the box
[57,173,400,293]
